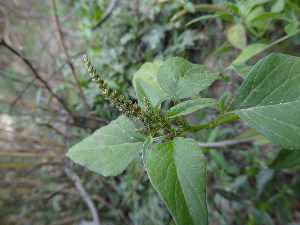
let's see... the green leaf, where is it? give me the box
[271,0,285,12]
[256,168,274,196]
[237,0,269,16]
[284,22,299,35]
[135,78,167,108]
[133,61,166,108]
[250,12,289,23]
[269,149,300,169]
[229,43,267,68]
[226,23,247,50]
[218,91,231,111]
[232,62,254,79]
[186,13,233,27]
[145,138,207,225]
[67,115,146,176]
[229,53,300,151]
[157,57,220,101]
[211,44,235,56]
[166,98,217,119]
[184,2,195,13]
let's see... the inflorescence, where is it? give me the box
[83,55,182,138]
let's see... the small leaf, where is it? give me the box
[256,169,274,196]
[186,13,233,27]
[271,0,285,12]
[228,43,267,68]
[215,189,244,202]
[284,22,299,35]
[67,116,146,176]
[229,53,300,151]
[226,23,247,50]
[232,62,253,79]
[250,12,289,23]
[133,61,166,108]
[146,138,208,225]
[269,149,300,169]
[184,2,195,13]
[135,78,167,108]
[218,91,231,111]
[237,0,269,16]
[211,44,235,56]
[157,57,220,101]
[166,98,217,119]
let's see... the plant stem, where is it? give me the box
[171,4,226,21]
[152,113,240,141]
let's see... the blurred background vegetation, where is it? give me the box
[0,0,300,224]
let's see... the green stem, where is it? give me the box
[152,113,240,141]
[214,113,240,126]
[171,4,226,21]
[263,29,300,50]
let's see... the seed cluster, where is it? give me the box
[83,55,178,137]
[83,55,141,118]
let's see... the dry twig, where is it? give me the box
[198,137,256,148]
[93,0,119,30]
[64,167,101,225]
[0,38,73,115]
[51,0,91,112]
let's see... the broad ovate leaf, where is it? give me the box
[67,115,145,176]
[157,57,220,101]
[133,61,166,108]
[166,98,217,119]
[145,137,208,225]
[269,149,300,169]
[229,53,300,151]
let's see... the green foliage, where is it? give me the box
[156,57,220,101]
[229,53,300,151]
[181,0,300,68]
[166,98,217,119]
[67,115,145,176]
[226,23,247,50]
[132,61,166,108]
[68,53,300,224]
[3,1,300,224]
[269,149,300,169]
[145,138,207,225]
[232,62,253,79]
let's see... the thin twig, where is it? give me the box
[9,77,37,113]
[51,0,91,112]
[122,168,145,204]
[93,0,119,30]
[198,137,256,148]
[0,38,73,115]
[64,167,101,225]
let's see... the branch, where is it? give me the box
[0,38,73,115]
[93,0,119,30]
[9,77,37,113]
[198,137,256,148]
[122,168,145,204]
[64,167,101,225]
[51,0,91,111]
